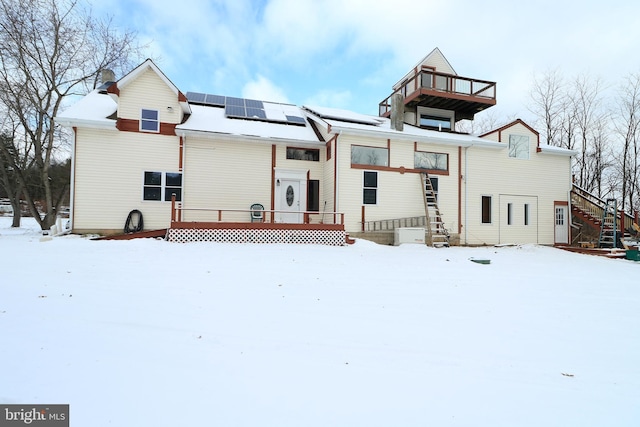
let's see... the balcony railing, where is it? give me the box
[379,68,497,116]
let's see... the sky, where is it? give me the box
[89,0,640,126]
[2,217,639,426]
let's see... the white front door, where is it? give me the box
[278,179,302,223]
[555,205,569,244]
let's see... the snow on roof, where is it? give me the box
[177,104,320,143]
[302,105,384,126]
[55,90,117,128]
[307,112,504,148]
[538,144,578,156]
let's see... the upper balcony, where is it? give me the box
[379,68,497,121]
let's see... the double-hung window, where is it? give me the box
[363,171,378,205]
[141,109,159,132]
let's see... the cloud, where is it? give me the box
[303,89,352,110]
[242,75,290,103]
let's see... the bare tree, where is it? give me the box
[0,0,145,229]
[528,69,566,146]
[613,73,640,212]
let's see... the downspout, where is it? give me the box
[334,133,340,224]
[464,146,468,245]
[69,127,77,231]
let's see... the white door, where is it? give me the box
[278,179,302,223]
[555,205,569,244]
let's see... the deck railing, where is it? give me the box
[170,195,344,225]
[570,185,634,232]
[379,68,497,116]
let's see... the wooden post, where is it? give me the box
[171,194,176,223]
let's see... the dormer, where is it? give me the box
[380,48,497,131]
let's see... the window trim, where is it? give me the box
[508,134,530,160]
[140,108,160,133]
[351,145,389,167]
[415,150,449,172]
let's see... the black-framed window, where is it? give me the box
[307,180,320,211]
[482,196,492,224]
[141,109,159,132]
[363,171,378,205]
[143,171,182,201]
[287,147,320,161]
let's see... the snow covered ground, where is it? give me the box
[1,217,639,426]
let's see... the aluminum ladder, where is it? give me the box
[420,173,449,247]
[598,198,618,248]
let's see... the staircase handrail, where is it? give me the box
[571,184,635,231]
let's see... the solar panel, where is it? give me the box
[285,115,306,125]
[225,104,246,117]
[226,97,245,107]
[204,94,225,106]
[186,92,206,103]
[245,99,264,109]
[246,108,267,119]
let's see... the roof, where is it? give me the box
[55,90,117,129]
[176,104,320,143]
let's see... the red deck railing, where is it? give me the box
[170,195,345,226]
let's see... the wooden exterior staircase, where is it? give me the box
[570,185,635,248]
[421,173,449,247]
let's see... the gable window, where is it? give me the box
[143,171,182,201]
[415,151,448,171]
[351,145,389,167]
[508,134,529,159]
[420,114,451,131]
[481,196,492,224]
[286,147,320,161]
[363,171,378,205]
[141,109,159,132]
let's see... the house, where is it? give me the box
[56,48,577,246]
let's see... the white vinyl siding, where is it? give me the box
[118,68,182,124]
[463,122,572,245]
[72,128,179,232]
[183,137,272,223]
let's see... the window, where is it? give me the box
[143,171,182,201]
[351,145,389,167]
[307,180,320,211]
[482,196,492,224]
[287,147,320,161]
[420,114,451,130]
[165,172,182,201]
[507,203,513,225]
[140,109,159,132]
[363,171,378,205]
[508,134,529,159]
[415,151,448,171]
[425,176,438,203]
[524,204,529,226]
